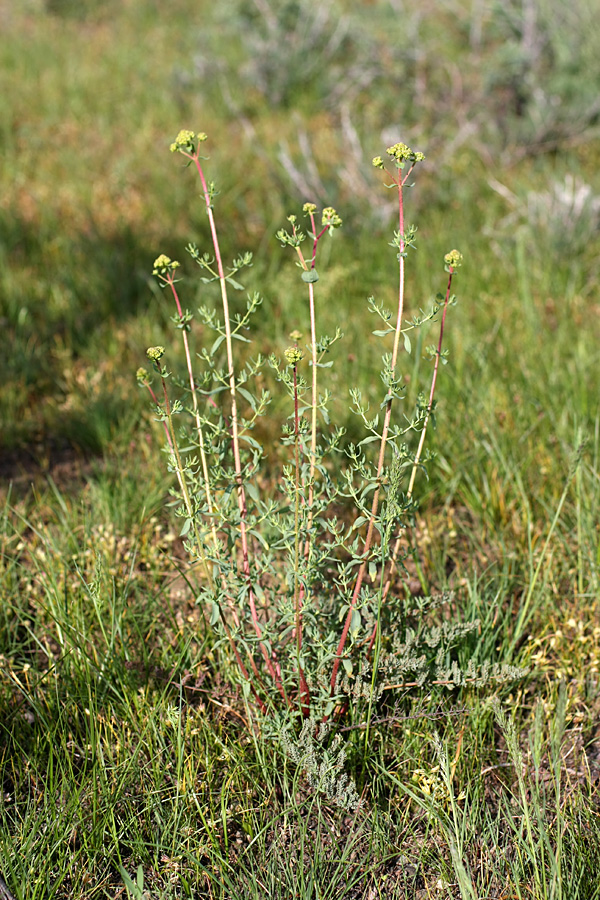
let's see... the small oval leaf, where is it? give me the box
[301,269,319,283]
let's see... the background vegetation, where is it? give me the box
[1,0,599,896]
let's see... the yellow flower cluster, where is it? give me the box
[284,346,304,366]
[386,142,425,164]
[321,206,342,229]
[136,367,150,386]
[169,130,208,153]
[443,249,463,270]
[153,254,180,275]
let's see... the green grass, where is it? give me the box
[2,0,600,897]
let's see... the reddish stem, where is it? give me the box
[366,266,456,656]
[329,164,416,698]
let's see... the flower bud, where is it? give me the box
[284,346,304,366]
[322,207,342,229]
[136,367,150,386]
[444,249,463,270]
[153,255,180,275]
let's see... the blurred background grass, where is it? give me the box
[2,0,599,459]
[2,0,599,599]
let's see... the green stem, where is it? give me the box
[159,373,214,593]
[330,165,415,697]
[292,361,310,713]
[191,151,288,703]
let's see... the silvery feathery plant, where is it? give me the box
[138,131,522,735]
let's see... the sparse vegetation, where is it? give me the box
[1,1,600,898]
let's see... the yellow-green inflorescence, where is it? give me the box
[136,366,151,387]
[444,249,463,270]
[321,206,342,229]
[153,254,180,276]
[373,144,425,171]
[284,346,304,366]
[146,346,165,362]
[169,130,208,154]
[386,143,425,164]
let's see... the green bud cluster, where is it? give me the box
[153,254,180,276]
[322,207,342,229]
[443,249,463,270]
[284,346,304,366]
[386,143,425,164]
[277,227,305,248]
[136,367,150,386]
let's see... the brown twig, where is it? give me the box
[0,874,16,900]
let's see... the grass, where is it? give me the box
[2,0,600,897]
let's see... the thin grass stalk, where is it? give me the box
[511,439,583,650]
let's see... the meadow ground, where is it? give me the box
[1,1,600,897]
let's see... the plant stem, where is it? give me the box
[330,165,415,696]
[406,268,454,497]
[376,265,456,613]
[307,279,318,535]
[165,275,220,556]
[191,152,287,702]
[292,360,310,713]
[159,372,214,593]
